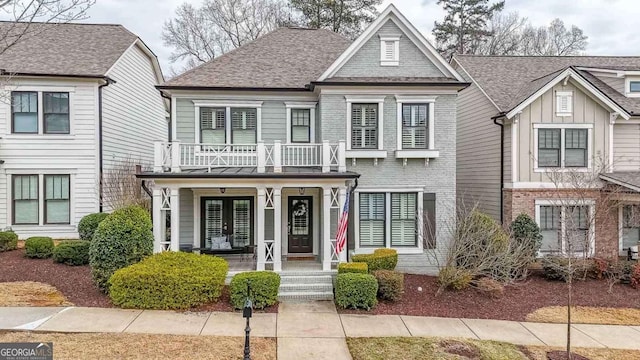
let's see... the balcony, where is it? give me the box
[154,140,347,173]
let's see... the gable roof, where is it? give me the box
[318,4,464,82]
[0,22,141,78]
[160,27,351,90]
[453,55,640,117]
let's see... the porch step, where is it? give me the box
[280,282,333,292]
[279,274,334,284]
[278,291,334,301]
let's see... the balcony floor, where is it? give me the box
[139,166,359,179]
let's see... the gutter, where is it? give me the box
[0,70,107,80]
[98,77,116,212]
[309,81,471,90]
[156,85,310,92]
[492,112,506,224]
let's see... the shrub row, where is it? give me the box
[230,271,280,310]
[352,248,398,272]
[53,240,91,265]
[335,273,378,310]
[109,252,228,310]
[25,237,54,259]
[372,270,404,301]
[0,231,18,252]
[337,262,368,274]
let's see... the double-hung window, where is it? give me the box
[538,129,561,167]
[539,205,561,252]
[291,108,311,143]
[622,205,640,254]
[359,193,386,247]
[13,175,39,224]
[200,107,226,144]
[351,104,378,149]
[536,125,590,169]
[564,129,587,167]
[12,91,70,134]
[43,92,70,134]
[44,175,70,224]
[401,104,428,149]
[391,193,417,246]
[231,108,257,144]
[12,92,38,133]
[537,202,592,255]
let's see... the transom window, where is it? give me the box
[536,126,590,169]
[402,104,428,149]
[351,104,378,149]
[291,108,311,143]
[13,175,38,224]
[200,107,226,144]
[537,203,592,255]
[11,91,70,134]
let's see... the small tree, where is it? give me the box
[510,213,543,262]
[101,157,150,211]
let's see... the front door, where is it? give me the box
[288,196,313,253]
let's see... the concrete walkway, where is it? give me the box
[2,303,640,359]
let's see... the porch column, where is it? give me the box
[152,188,162,253]
[338,187,348,262]
[257,186,266,270]
[169,187,180,251]
[273,187,282,271]
[322,186,332,271]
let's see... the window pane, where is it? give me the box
[233,200,251,248]
[46,200,69,223]
[13,113,38,133]
[402,104,428,149]
[391,193,417,246]
[15,200,38,224]
[13,175,38,224]
[44,114,70,134]
[204,199,224,249]
[201,129,225,144]
[231,108,256,144]
[12,91,38,133]
[232,129,256,144]
[538,129,561,167]
[564,129,587,167]
[44,175,69,224]
[351,104,377,149]
[292,126,310,143]
[291,109,311,143]
[359,193,385,247]
[539,206,560,252]
[631,81,640,92]
[43,92,69,134]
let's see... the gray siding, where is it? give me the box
[176,98,195,143]
[334,20,445,78]
[456,82,502,220]
[613,123,640,170]
[179,188,193,245]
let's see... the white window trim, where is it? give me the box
[379,35,400,66]
[395,96,437,159]
[345,95,385,158]
[534,199,595,257]
[353,189,424,254]
[6,88,75,137]
[285,102,317,143]
[555,90,573,117]
[7,173,75,227]
[533,123,593,172]
[625,77,640,97]
[618,204,640,256]
[192,100,263,144]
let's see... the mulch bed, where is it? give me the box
[193,287,279,313]
[339,273,640,321]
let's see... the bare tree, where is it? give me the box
[162,0,288,72]
[101,158,151,211]
[520,18,588,56]
[475,11,527,55]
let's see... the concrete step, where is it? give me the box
[279,275,334,284]
[280,282,333,292]
[278,291,334,301]
[278,270,337,277]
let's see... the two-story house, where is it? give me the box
[0,22,167,239]
[454,55,640,259]
[138,5,467,282]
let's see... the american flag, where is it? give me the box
[335,190,350,254]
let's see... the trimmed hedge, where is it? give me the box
[373,270,404,301]
[230,271,281,310]
[335,273,378,310]
[89,205,153,291]
[24,237,54,259]
[338,262,368,274]
[0,231,18,252]
[53,240,91,266]
[108,252,228,310]
[352,248,398,272]
[78,212,109,241]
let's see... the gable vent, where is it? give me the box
[379,35,400,66]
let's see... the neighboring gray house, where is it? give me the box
[0,22,167,239]
[138,5,466,297]
[453,55,640,260]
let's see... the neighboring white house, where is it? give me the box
[0,22,167,239]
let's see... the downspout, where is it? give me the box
[492,113,506,224]
[98,77,116,212]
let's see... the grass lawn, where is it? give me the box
[346,337,640,360]
[0,282,72,307]
[526,306,640,325]
[0,332,276,360]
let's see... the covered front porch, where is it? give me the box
[145,173,356,272]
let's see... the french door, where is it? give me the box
[201,197,253,251]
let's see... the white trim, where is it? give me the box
[318,4,464,82]
[534,198,596,256]
[345,150,388,159]
[619,204,625,256]
[609,113,617,171]
[379,35,400,66]
[171,96,177,141]
[511,116,518,183]
[395,150,439,158]
[555,90,573,117]
[506,68,630,120]
[533,123,594,129]
[625,77,640,98]
[8,172,75,227]
[533,124,593,172]
[285,102,317,143]
[192,100,264,107]
[506,182,600,189]
[321,88,459,95]
[345,95,386,152]
[394,96,437,152]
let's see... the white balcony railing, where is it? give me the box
[154,140,347,174]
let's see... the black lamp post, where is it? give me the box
[243,280,253,360]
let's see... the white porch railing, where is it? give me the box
[154,140,347,173]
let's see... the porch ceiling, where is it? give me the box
[137,167,360,179]
[600,172,640,193]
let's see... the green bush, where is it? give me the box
[372,270,404,301]
[438,266,473,290]
[335,273,378,310]
[510,213,543,258]
[338,262,368,274]
[541,256,593,281]
[352,248,398,272]
[53,240,90,265]
[0,231,18,252]
[89,205,153,291]
[78,212,109,241]
[108,252,228,310]
[24,237,54,259]
[230,271,281,310]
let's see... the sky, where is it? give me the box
[75,0,640,77]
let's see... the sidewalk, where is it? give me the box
[2,302,640,359]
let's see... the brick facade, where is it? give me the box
[503,188,620,259]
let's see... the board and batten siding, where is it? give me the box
[102,43,167,171]
[456,82,502,220]
[0,78,101,238]
[515,81,610,182]
[613,123,640,170]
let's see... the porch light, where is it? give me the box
[220,187,226,194]
[299,187,305,195]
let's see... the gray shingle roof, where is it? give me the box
[454,55,640,114]
[601,172,640,192]
[319,76,460,84]
[0,22,138,77]
[161,27,351,89]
